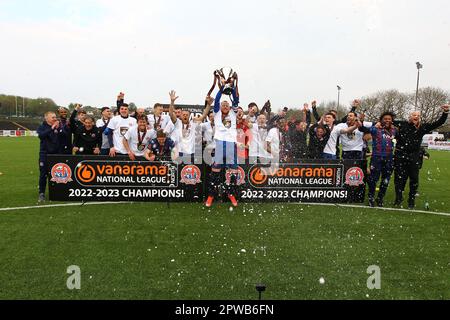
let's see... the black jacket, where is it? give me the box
[57,117,73,154]
[69,109,83,133]
[73,126,102,155]
[37,122,64,156]
[308,123,330,159]
[288,126,308,159]
[394,112,448,159]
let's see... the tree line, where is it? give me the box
[287,87,449,131]
[1,87,449,130]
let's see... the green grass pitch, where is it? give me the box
[0,137,449,299]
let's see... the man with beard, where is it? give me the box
[56,107,73,154]
[96,107,113,155]
[123,115,157,161]
[266,116,291,163]
[249,114,270,164]
[105,93,137,157]
[288,103,311,161]
[337,112,367,160]
[37,111,64,202]
[359,112,397,207]
[168,92,212,164]
[393,105,449,209]
[72,116,102,155]
[205,82,240,208]
[246,102,259,124]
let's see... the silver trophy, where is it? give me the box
[208,67,238,96]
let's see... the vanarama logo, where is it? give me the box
[50,163,73,184]
[180,165,201,185]
[74,160,177,187]
[76,164,96,183]
[249,167,268,185]
[248,164,342,188]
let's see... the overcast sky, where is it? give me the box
[1,0,449,110]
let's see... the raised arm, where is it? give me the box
[304,104,312,126]
[69,105,79,132]
[116,92,125,108]
[339,120,361,134]
[168,90,179,124]
[214,90,222,113]
[311,100,321,123]
[422,105,449,133]
[37,123,54,140]
[308,123,318,138]
[195,96,214,123]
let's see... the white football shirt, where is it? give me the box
[107,115,137,154]
[124,127,157,157]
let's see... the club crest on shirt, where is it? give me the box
[223,116,232,129]
[120,127,129,137]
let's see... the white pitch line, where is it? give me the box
[0,201,130,212]
[0,201,449,217]
[298,202,450,217]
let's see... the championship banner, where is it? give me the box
[47,155,204,202]
[48,156,365,203]
[237,160,366,203]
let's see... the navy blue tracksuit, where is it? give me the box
[37,122,64,194]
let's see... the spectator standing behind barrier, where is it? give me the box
[393,105,449,209]
[57,107,72,154]
[37,111,64,202]
[105,93,137,157]
[72,116,102,155]
[96,107,112,155]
